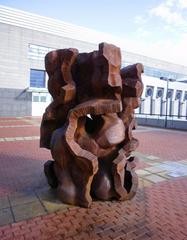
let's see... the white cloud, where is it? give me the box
[134,15,147,25]
[123,0,187,66]
[150,1,186,26]
[136,27,151,37]
[146,37,187,65]
[178,0,187,9]
[165,0,176,7]
[161,0,187,9]
[132,34,187,66]
[115,31,187,66]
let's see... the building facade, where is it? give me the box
[0,5,187,129]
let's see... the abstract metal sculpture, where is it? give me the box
[40,42,144,207]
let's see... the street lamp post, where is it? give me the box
[165,78,169,128]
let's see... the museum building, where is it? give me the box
[0,5,187,129]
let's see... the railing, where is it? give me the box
[135,113,187,129]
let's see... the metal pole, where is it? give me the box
[165,78,169,128]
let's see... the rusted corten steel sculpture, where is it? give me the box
[40,42,144,208]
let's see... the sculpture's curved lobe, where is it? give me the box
[40,42,144,207]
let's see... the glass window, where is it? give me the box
[40,96,47,102]
[139,98,145,114]
[167,89,173,99]
[156,88,164,98]
[169,101,174,116]
[175,90,182,101]
[33,95,39,102]
[143,66,187,80]
[30,69,45,88]
[28,44,55,61]
[146,86,154,97]
[121,62,187,80]
[184,91,187,101]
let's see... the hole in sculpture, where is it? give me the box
[85,115,104,135]
[124,164,132,193]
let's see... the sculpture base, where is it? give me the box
[44,159,138,208]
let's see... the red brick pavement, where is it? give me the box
[0,178,186,240]
[134,130,187,161]
[0,118,187,239]
[0,121,35,126]
[0,117,40,121]
[0,127,40,138]
[0,139,147,196]
[0,118,21,121]
[0,141,50,196]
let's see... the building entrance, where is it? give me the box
[31,92,51,116]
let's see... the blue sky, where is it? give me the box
[0,0,187,65]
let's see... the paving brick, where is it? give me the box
[24,230,41,239]
[9,192,38,207]
[12,137,22,141]
[144,166,165,173]
[179,160,187,165]
[0,196,10,209]
[36,187,69,213]
[146,155,160,161]
[4,138,15,142]
[144,174,166,183]
[0,235,14,240]
[0,208,14,226]
[12,201,46,222]
[145,161,161,166]
[142,179,153,187]
[157,172,172,179]
[23,136,35,140]
[136,169,151,176]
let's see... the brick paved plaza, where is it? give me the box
[0,117,187,240]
